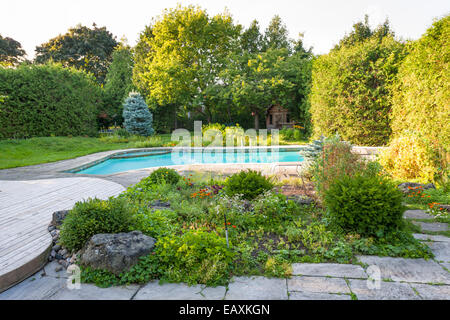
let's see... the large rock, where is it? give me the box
[80,231,156,275]
[51,210,70,227]
[397,182,435,194]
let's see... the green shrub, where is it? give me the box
[324,174,405,237]
[156,230,235,285]
[0,63,101,138]
[60,197,134,251]
[147,168,181,185]
[224,170,274,200]
[131,209,179,238]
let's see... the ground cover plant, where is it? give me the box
[74,167,432,288]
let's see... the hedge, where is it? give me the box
[309,36,405,146]
[390,15,450,152]
[0,63,102,138]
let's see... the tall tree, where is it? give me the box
[133,5,240,125]
[102,43,134,127]
[335,15,394,50]
[263,15,291,52]
[240,20,264,54]
[0,34,26,66]
[35,24,118,84]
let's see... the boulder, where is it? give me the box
[52,210,70,227]
[437,204,450,213]
[80,231,156,275]
[398,182,435,194]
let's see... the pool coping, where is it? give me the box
[63,145,310,174]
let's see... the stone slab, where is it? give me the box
[43,261,69,279]
[291,263,367,279]
[50,283,140,300]
[404,210,432,220]
[425,242,450,262]
[133,281,226,300]
[287,276,350,294]
[225,276,288,300]
[413,221,449,232]
[289,291,351,300]
[413,234,450,242]
[410,283,450,300]
[0,270,65,300]
[357,256,450,285]
[348,279,420,300]
[438,262,450,272]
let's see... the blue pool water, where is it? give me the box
[75,149,304,175]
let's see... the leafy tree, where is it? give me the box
[263,15,291,52]
[133,5,240,125]
[335,15,394,50]
[0,34,26,66]
[226,48,311,130]
[102,44,134,127]
[35,24,118,84]
[123,92,154,136]
[309,19,405,146]
[390,15,450,153]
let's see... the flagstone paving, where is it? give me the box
[404,209,432,220]
[413,221,449,232]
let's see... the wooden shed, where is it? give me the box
[266,105,294,130]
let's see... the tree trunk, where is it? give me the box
[254,112,259,130]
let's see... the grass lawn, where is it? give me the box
[0,134,308,170]
[0,135,173,169]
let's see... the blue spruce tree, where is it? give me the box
[122,92,154,136]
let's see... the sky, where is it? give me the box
[2,0,449,59]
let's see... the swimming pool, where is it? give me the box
[73,148,304,175]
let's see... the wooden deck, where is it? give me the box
[0,178,125,292]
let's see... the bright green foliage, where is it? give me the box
[147,168,181,185]
[35,24,118,84]
[224,170,274,200]
[310,20,405,146]
[133,5,239,123]
[60,197,134,251]
[324,174,405,237]
[102,45,134,127]
[156,230,235,285]
[131,209,179,239]
[122,92,154,136]
[391,15,450,153]
[0,34,26,66]
[0,64,101,138]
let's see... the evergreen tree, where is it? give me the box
[122,92,154,136]
[103,44,134,126]
[263,15,291,52]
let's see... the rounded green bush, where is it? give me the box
[60,197,134,251]
[224,170,274,200]
[324,174,405,237]
[147,167,181,185]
